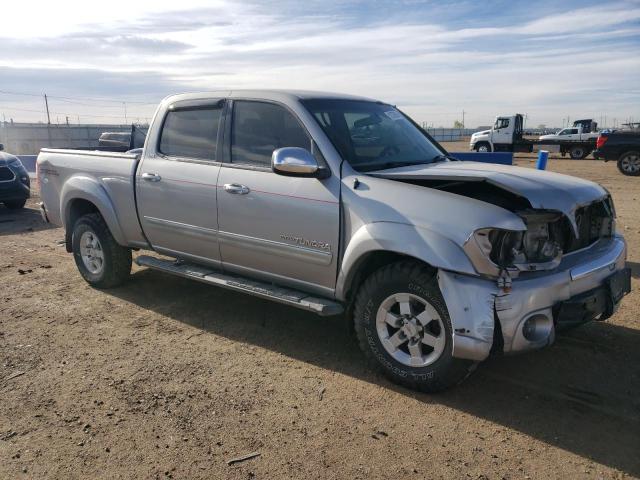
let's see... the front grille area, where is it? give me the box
[0,166,16,181]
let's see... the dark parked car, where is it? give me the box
[0,143,30,209]
[97,126,147,152]
[593,131,640,176]
[98,132,132,150]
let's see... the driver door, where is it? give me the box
[492,117,512,148]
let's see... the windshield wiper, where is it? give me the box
[358,161,432,172]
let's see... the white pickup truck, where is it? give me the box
[37,90,631,392]
[470,115,599,159]
[539,126,599,142]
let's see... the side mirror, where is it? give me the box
[272,147,329,179]
[0,143,4,151]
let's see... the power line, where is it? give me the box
[0,89,157,105]
[0,104,143,119]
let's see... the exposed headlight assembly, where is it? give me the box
[466,212,564,278]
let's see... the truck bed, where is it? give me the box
[37,148,146,246]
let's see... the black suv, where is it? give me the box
[0,144,30,209]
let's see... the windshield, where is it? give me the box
[301,99,445,172]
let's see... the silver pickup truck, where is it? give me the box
[37,90,631,392]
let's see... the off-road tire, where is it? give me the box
[72,213,132,288]
[353,261,476,392]
[4,199,26,209]
[475,142,491,153]
[617,151,640,176]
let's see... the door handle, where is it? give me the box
[224,183,250,195]
[142,172,161,182]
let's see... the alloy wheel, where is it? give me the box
[376,293,446,367]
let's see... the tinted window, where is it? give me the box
[159,107,222,160]
[231,101,310,166]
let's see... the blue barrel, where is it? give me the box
[536,150,549,170]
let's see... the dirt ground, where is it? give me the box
[1,154,639,479]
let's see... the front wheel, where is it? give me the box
[617,151,640,176]
[353,261,476,392]
[475,142,491,153]
[72,213,132,288]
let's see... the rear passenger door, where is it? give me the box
[136,99,225,266]
[216,100,340,295]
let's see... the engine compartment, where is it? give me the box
[395,178,615,272]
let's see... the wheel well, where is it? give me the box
[620,150,639,159]
[65,199,100,252]
[344,251,435,302]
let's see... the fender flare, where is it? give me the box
[60,175,127,246]
[335,221,477,300]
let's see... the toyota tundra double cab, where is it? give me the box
[37,91,631,392]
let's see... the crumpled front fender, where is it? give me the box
[438,269,498,361]
[336,222,478,301]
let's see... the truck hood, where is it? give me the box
[368,161,607,229]
[472,130,490,137]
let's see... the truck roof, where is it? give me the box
[161,89,381,105]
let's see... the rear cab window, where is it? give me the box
[159,105,223,161]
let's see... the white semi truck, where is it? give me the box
[470,115,598,159]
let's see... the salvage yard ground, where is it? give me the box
[1,154,639,479]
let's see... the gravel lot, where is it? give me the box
[1,155,639,479]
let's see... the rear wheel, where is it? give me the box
[3,199,26,210]
[353,261,476,392]
[475,142,491,153]
[72,213,132,288]
[569,146,588,159]
[617,151,640,176]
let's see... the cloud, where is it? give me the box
[0,0,638,126]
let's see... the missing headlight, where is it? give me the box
[508,211,564,270]
[488,230,524,267]
[470,210,565,275]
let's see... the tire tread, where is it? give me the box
[72,213,131,288]
[353,260,476,393]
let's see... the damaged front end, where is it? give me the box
[464,196,616,281]
[369,164,625,362]
[444,196,620,362]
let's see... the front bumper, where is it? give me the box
[0,179,30,202]
[439,235,629,361]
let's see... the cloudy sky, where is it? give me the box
[0,0,638,127]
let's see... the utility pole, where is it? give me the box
[123,102,128,124]
[44,94,51,124]
[44,94,52,147]
[462,110,465,129]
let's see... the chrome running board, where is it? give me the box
[135,255,343,316]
